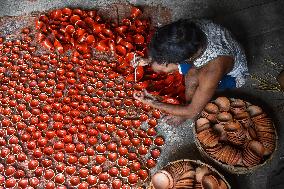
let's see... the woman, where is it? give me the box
[133,19,249,125]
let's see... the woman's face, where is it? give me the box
[151,62,178,73]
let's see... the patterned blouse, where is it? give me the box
[193,19,249,87]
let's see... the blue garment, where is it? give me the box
[178,63,193,75]
[178,62,236,89]
[218,75,236,89]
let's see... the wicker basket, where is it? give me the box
[147,159,231,189]
[193,98,278,174]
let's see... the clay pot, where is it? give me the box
[175,176,194,188]
[251,115,276,155]
[230,99,246,115]
[224,122,241,132]
[214,97,230,112]
[205,144,222,157]
[224,122,247,146]
[218,179,229,189]
[247,127,258,140]
[163,161,194,183]
[195,97,277,174]
[150,160,230,189]
[212,124,227,141]
[197,128,219,148]
[277,70,284,90]
[130,7,142,19]
[204,103,219,114]
[202,175,219,189]
[196,118,210,133]
[247,105,263,117]
[152,171,174,189]
[195,165,210,182]
[216,112,233,124]
[195,182,203,189]
[234,112,253,129]
[201,111,217,123]
[243,140,264,167]
[211,145,242,166]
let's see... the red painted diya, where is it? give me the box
[35,5,186,104]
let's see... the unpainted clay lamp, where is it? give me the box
[277,70,284,90]
[152,170,174,189]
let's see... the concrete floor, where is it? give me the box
[0,0,284,189]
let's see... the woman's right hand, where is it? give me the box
[131,56,151,67]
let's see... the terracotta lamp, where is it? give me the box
[277,70,284,90]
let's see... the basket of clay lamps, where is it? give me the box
[148,159,230,189]
[193,97,278,174]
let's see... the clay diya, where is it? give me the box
[277,70,284,90]
[149,159,230,189]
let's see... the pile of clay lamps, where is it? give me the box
[35,6,186,104]
[194,97,277,173]
[0,7,167,188]
[149,159,230,189]
[35,7,148,78]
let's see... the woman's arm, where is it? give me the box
[134,56,233,119]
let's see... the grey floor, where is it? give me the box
[0,0,284,189]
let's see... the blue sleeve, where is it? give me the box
[179,61,236,90]
[179,61,193,75]
[218,75,236,89]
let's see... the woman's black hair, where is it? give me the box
[148,19,205,64]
